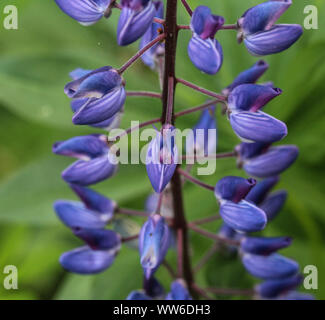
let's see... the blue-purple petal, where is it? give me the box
[242,0,292,35]
[226,60,269,93]
[73,228,121,250]
[70,184,116,215]
[245,176,279,205]
[229,111,287,143]
[244,24,303,56]
[240,236,292,255]
[60,246,115,274]
[215,176,256,203]
[242,253,299,280]
[117,2,156,46]
[126,291,152,300]
[55,0,109,24]
[53,135,108,160]
[54,200,110,229]
[228,84,282,112]
[243,145,299,178]
[139,214,170,279]
[219,200,267,233]
[260,190,287,221]
[188,36,223,75]
[256,274,303,299]
[62,155,118,186]
[166,280,192,300]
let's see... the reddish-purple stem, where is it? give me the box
[177,78,227,101]
[178,168,215,191]
[118,33,166,74]
[180,0,193,16]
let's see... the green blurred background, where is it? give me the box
[0,0,324,299]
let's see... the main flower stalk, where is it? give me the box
[161,0,195,297]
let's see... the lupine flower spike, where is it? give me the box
[52,0,311,301]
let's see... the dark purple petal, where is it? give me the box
[236,141,270,160]
[228,84,282,112]
[215,176,256,203]
[242,0,292,35]
[229,111,287,143]
[186,105,217,156]
[54,200,110,229]
[225,60,269,93]
[55,0,109,24]
[242,253,299,280]
[72,87,126,125]
[146,126,178,193]
[256,274,303,299]
[188,36,223,75]
[166,280,192,300]
[219,200,267,233]
[73,228,121,250]
[190,6,224,39]
[117,1,156,46]
[62,155,118,186]
[143,276,165,298]
[70,184,116,215]
[240,236,292,255]
[59,246,115,274]
[260,190,287,221]
[218,223,237,240]
[244,24,303,56]
[245,176,279,205]
[127,291,152,300]
[139,214,170,279]
[71,99,123,129]
[53,135,108,160]
[243,145,299,178]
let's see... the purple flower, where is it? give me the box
[219,200,267,233]
[140,1,164,69]
[55,0,110,25]
[238,0,303,56]
[242,253,299,280]
[240,236,292,255]
[139,214,170,279]
[186,105,217,157]
[117,0,156,46]
[73,228,121,250]
[59,246,117,274]
[53,135,118,186]
[229,111,287,144]
[228,84,282,112]
[215,176,256,203]
[243,145,299,178]
[245,176,279,205]
[188,6,224,74]
[65,67,126,126]
[54,200,112,229]
[256,274,303,299]
[166,280,192,300]
[260,190,288,221]
[224,60,269,94]
[236,141,270,160]
[146,125,178,193]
